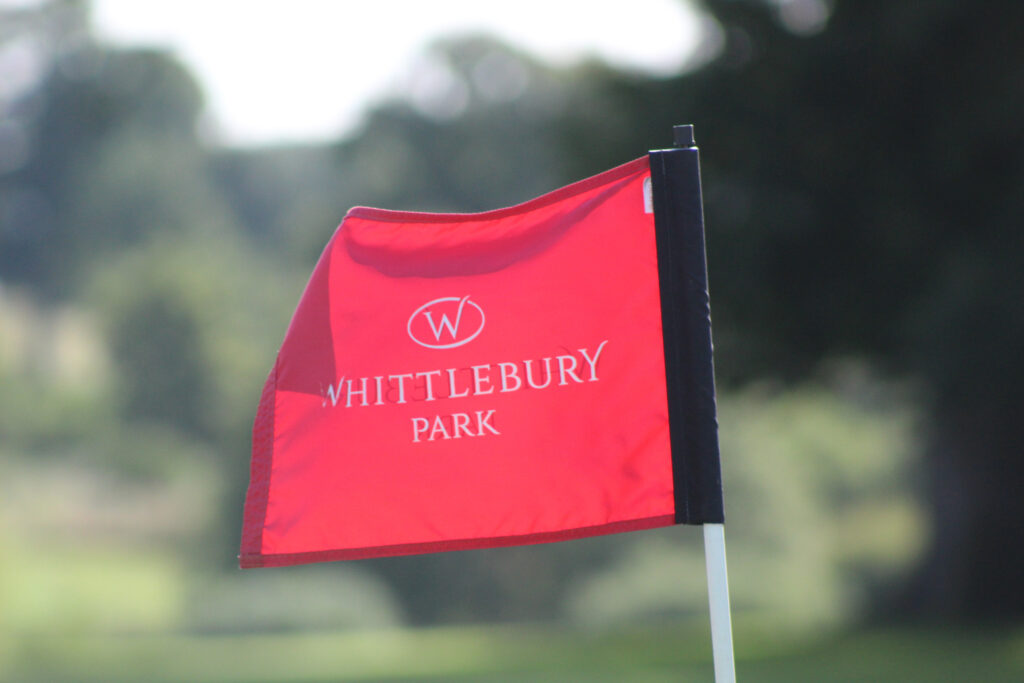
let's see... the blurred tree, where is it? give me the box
[687,0,1024,621]
[588,0,1023,619]
[106,284,211,436]
[0,1,223,298]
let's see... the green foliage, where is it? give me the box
[109,287,212,435]
[0,538,183,635]
[718,382,924,617]
[0,290,116,448]
[563,379,923,629]
[0,372,113,448]
[86,234,302,442]
[184,566,405,633]
[1,14,211,297]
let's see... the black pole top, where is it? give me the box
[648,124,723,524]
[673,124,696,148]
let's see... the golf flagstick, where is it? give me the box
[704,523,736,682]
[650,125,735,681]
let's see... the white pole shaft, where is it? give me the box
[703,523,736,682]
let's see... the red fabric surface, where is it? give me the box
[240,157,676,567]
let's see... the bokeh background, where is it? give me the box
[2,1,1023,680]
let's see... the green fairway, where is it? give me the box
[5,623,1022,682]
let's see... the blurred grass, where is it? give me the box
[3,621,1022,682]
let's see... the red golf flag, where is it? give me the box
[240,151,722,569]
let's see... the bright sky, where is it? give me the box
[90,0,705,147]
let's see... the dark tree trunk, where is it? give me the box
[899,405,1024,620]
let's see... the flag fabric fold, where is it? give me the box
[240,155,720,569]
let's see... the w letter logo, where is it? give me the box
[407,296,485,349]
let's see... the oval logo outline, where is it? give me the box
[407,296,485,349]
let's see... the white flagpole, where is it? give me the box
[704,523,736,682]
